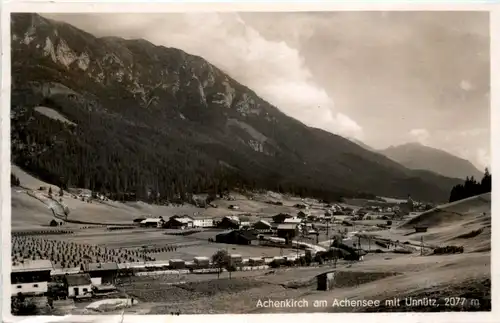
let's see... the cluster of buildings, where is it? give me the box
[215,212,318,246]
[138,214,215,229]
[11,260,119,301]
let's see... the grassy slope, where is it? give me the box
[396,193,491,252]
[11,165,310,228]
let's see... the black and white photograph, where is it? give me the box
[4,6,493,318]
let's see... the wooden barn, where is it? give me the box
[215,230,259,245]
[217,216,240,229]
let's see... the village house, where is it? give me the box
[272,213,293,224]
[297,210,308,219]
[65,273,92,299]
[238,215,251,227]
[11,260,53,296]
[276,223,299,244]
[164,216,194,229]
[283,217,302,224]
[140,217,165,228]
[83,262,119,285]
[191,215,214,228]
[253,219,273,232]
[217,216,240,229]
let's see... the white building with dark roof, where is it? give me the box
[11,260,53,296]
[65,273,92,299]
[191,215,214,228]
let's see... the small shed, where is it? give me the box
[317,271,336,291]
[248,257,265,266]
[169,259,185,269]
[193,256,210,268]
[414,226,428,233]
[229,254,243,265]
[65,273,92,299]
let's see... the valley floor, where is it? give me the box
[10,166,491,315]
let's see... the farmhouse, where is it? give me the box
[284,217,302,224]
[239,215,251,227]
[191,216,214,228]
[65,273,92,299]
[217,216,240,229]
[253,219,272,231]
[215,230,259,245]
[272,213,293,224]
[164,216,194,229]
[276,223,299,243]
[83,262,119,285]
[140,218,165,228]
[11,260,53,296]
[297,211,308,219]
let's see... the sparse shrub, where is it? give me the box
[455,229,483,239]
[269,260,282,268]
[11,173,21,187]
[393,248,412,254]
[432,245,464,255]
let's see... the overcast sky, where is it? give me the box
[43,11,490,170]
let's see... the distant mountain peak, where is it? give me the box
[379,143,483,180]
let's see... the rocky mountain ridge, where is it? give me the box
[10,13,461,202]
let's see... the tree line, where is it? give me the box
[449,168,491,203]
[11,99,375,205]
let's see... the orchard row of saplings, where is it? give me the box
[12,230,74,237]
[11,236,179,268]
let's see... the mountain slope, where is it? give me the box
[380,143,483,180]
[348,138,375,152]
[10,13,461,203]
